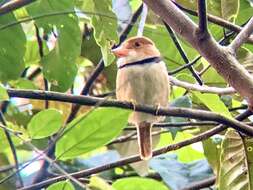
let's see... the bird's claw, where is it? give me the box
[155,103,161,115]
[130,99,137,111]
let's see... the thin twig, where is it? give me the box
[35,24,49,108]
[0,112,24,188]
[168,56,201,75]
[229,17,253,52]
[197,0,208,34]
[164,22,203,85]
[173,1,253,43]
[0,0,37,16]
[169,76,236,95]
[153,121,218,128]
[15,135,86,189]
[0,118,85,189]
[181,176,216,190]
[137,3,148,36]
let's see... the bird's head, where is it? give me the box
[111,36,160,64]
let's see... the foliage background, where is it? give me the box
[0,0,252,189]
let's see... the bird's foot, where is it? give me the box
[155,103,161,115]
[130,99,137,111]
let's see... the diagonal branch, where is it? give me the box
[197,0,208,34]
[164,22,203,85]
[19,108,253,190]
[5,88,253,136]
[229,17,253,52]
[0,0,37,16]
[0,112,24,188]
[19,126,227,190]
[169,76,236,95]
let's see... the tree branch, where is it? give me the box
[181,176,216,190]
[197,0,208,34]
[6,88,253,136]
[229,17,253,52]
[0,0,37,16]
[169,76,235,95]
[137,3,148,36]
[173,1,253,43]
[164,22,203,85]
[168,56,201,75]
[18,125,227,190]
[0,112,24,188]
[142,0,253,107]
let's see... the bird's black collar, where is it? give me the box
[118,56,162,69]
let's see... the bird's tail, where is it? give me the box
[137,121,152,160]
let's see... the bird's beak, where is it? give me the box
[111,47,129,57]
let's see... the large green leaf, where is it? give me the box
[218,129,253,190]
[156,132,204,163]
[55,108,130,160]
[0,13,26,82]
[27,0,81,92]
[202,136,222,175]
[27,109,63,139]
[79,0,118,66]
[193,91,231,117]
[176,0,239,22]
[235,0,253,25]
[46,180,74,190]
[112,177,169,190]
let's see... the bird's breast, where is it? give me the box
[116,61,169,105]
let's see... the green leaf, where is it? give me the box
[28,109,63,139]
[46,180,74,190]
[237,47,253,73]
[176,0,239,22]
[193,92,231,117]
[236,0,253,25]
[202,136,222,175]
[9,78,38,89]
[156,132,204,163]
[0,122,29,152]
[221,0,240,22]
[0,84,9,101]
[55,108,130,160]
[89,176,115,190]
[0,13,26,82]
[24,38,40,66]
[218,129,253,190]
[27,0,81,92]
[112,177,169,190]
[80,0,118,66]
[201,58,226,86]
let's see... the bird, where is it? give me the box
[112,36,169,160]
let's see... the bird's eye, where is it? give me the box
[134,42,141,47]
